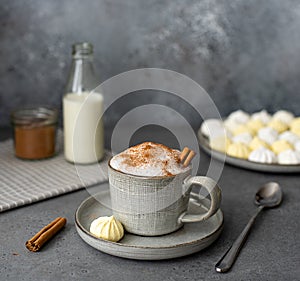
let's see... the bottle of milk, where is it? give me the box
[63,42,104,164]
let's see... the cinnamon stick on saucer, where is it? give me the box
[25,217,67,252]
[180,147,196,167]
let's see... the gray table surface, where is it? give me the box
[0,127,299,281]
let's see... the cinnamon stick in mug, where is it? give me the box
[180,147,196,167]
[183,150,196,167]
[180,147,190,162]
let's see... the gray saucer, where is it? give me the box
[75,190,223,260]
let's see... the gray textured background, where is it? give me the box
[1,0,300,128]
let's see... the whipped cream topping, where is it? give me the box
[110,142,190,177]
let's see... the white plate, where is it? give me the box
[198,131,300,173]
[75,189,223,260]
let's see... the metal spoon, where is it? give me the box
[215,182,283,273]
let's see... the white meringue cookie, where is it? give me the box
[227,110,250,124]
[224,118,240,134]
[200,119,226,138]
[249,137,270,150]
[233,124,255,136]
[271,140,293,154]
[251,110,271,124]
[248,147,277,164]
[90,216,124,242]
[272,110,294,125]
[279,131,300,145]
[232,132,253,145]
[209,136,231,153]
[268,119,288,133]
[258,127,278,145]
[278,149,300,165]
[294,141,300,152]
[226,143,251,159]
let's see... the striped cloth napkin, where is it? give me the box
[0,139,109,212]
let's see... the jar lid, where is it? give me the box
[11,107,58,127]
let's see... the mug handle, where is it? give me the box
[178,176,222,223]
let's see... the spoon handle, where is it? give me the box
[215,205,264,273]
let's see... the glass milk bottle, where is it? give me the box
[63,42,104,164]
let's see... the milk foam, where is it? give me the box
[110,142,190,177]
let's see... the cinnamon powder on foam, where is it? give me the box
[117,142,181,176]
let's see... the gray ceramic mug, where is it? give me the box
[108,162,222,236]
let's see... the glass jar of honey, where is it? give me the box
[11,107,58,160]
